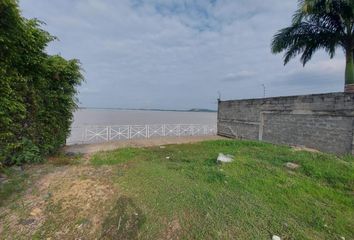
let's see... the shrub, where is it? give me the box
[11,138,42,165]
[0,0,83,166]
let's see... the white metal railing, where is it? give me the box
[66,124,217,145]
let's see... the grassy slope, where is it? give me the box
[92,140,354,240]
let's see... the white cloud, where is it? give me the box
[222,70,257,82]
[20,0,345,109]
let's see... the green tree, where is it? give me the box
[0,0,83,166]
[271,0,354,87]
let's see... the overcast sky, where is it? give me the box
[20,0,345,110]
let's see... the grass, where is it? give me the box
[0,168,28,207]
[92,140,354,239]
[0,139,353,239]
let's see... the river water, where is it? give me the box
[71,109,217,126]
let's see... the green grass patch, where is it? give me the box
[91,148,146,166]
[0,168,28,207]
[92,140,354,239]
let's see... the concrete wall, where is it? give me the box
[217,92,354,154]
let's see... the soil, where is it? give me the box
[0,165,118,239]
[63,136,225,155]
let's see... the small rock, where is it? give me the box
[159,146,166,149]
[0,173,7,183]
[44,192,52,200]
[11,165,23,172]
[19,218,35,225]
[217,153,234,163]
[166,156,170,159]
[292,146,319,153]
[30,208,42,217]
[0,179,9,184]
[65,152,78,157]
[340,237,345,240]
[272,235,281,240]
[285,162,300,170]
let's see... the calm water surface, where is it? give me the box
[72,109,217,126]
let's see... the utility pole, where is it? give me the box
[261,84,266,98]
[217,91,221,102]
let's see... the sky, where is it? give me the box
[20,0,345,110]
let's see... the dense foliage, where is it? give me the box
[271,0,354,85]
[0,0,83,166]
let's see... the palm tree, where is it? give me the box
[271,0,354,91]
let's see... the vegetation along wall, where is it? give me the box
[217,93,354,154]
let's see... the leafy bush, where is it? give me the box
[0,0,83,166]
[11,138,42,165]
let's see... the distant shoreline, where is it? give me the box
[77,107,217,113]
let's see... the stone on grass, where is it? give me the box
[30,208,42,217]
[11,165,23,172]
[43,192,52,200]
[285,162,300,170]
[65,152,79,157]
[0,173,7,182]
[19,218,35,225]
[272,235,281,240]
[217,153,234,163]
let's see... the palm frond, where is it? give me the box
[272,0,351,66]
[272,18,340,65]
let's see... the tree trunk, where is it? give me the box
[345,49,354,85]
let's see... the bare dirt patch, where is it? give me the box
[0,164,120,239]
[64,136,225,155]
[164,218,181,240]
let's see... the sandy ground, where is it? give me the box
[63,136,225,154]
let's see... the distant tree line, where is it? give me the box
[0,0,83,166]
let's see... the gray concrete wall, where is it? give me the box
[217,92,354,154]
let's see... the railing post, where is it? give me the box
[84,127,88,142]
[108,126,111,141]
